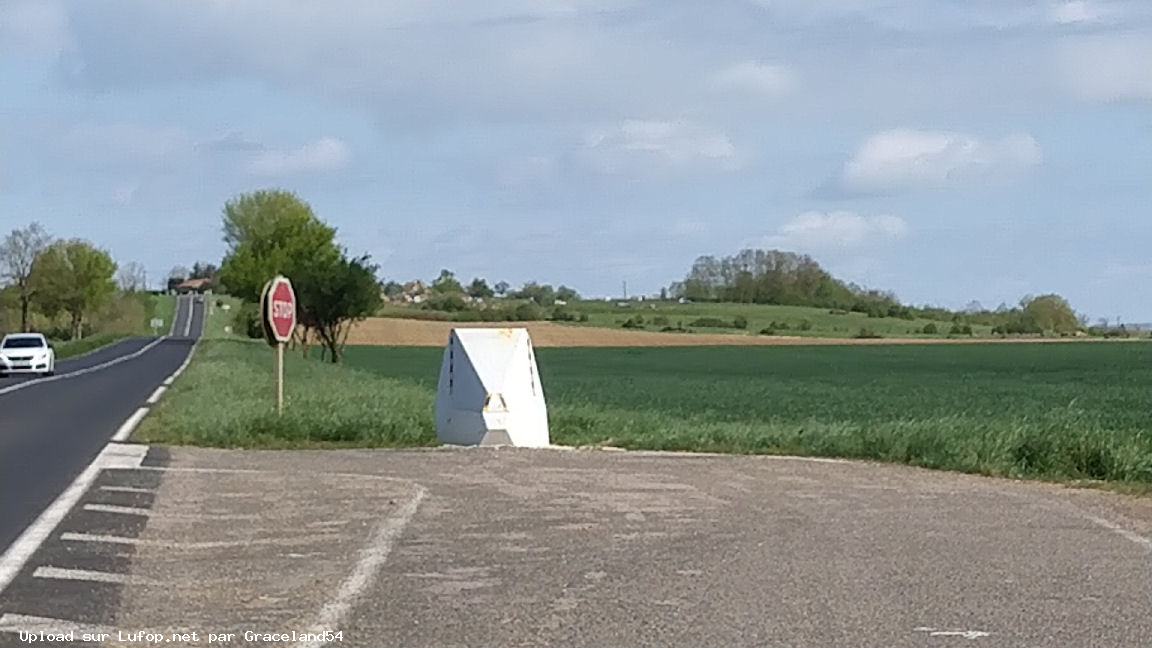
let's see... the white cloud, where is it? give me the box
[839,129,1041,194]
[754,211,908,253]
[712,61,795,98]
[246,137,351,176]
[582,120,739,173]
[1050,1,1104,24]
[1057,34,1152,102]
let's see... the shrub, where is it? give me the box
[550,307,577,322]
[759,328,776,336]
[922,323,939,335]
[949,323,973,336]
[514,302,544,321]
[578,312,590,323]
[421,293,469,312]
[622,317,645,329]
[652,316,670,327]
[733,315,748,329]
[689,317,730,328]
[233,302,263,339]
[798,319,813,331]
[855,327,883,339]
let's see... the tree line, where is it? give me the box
[669,248,1084,335]
[0,223,129,340]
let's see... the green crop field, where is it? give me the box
[344,342,1152,486]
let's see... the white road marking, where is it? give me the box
[292,486,426,648]
[97,443,149,469]
[915,627,992,640]
[34,566,132,584]
[146,385,167,404]
[99,485,154,494]
[112,407,150,442]
[0,613,116,636]
[84,503,151,517]
[60,532,142,545]
[1080,512,1152,552]
[182,305,192,337]
[0,336,167,397]
[0,443,146,594]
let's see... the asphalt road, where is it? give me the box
[3,447,1143,647]
[0,295,203,553]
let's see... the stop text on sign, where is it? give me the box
[272,300,294,319]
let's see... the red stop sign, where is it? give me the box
[266,277,297,343]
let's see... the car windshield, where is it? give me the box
[2,337,45,349]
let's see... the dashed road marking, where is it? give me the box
[34,566,132,585]
[83,503,151,517]
[0,443,148,594]
[0,612,116,636]
[60,532,142,546]
[99,486,155,494]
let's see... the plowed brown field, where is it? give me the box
[346,317,1104,347]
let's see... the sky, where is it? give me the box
[1,0,1149,323]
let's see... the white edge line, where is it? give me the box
[60,532,141,545]
[0,297,203,596]
[146,385,167,404]
[0,446,129,593]
[292,486,426,648]
[112,407,150,442]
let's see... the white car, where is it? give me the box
[0,333,56,377]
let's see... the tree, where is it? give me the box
[494,280,510,297]
[295,252,383,363]
[190,262,218,280]
[466,277,494,299]
[0,222,53,331]
[381,280,404,299]
[30,240,117,340]
[167,266,190,292]
[431,269,463,295]
[117,261,148,293]
[217,190,340,302]
[555,285,579,302]
[1021,294,1080,334]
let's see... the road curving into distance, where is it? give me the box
[0,294,204,552]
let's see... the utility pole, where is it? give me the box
[623,280,628,300]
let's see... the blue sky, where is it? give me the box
[1,0,1149,322]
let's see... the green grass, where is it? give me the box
[151,294,176,335]
[343,342,1152,485]
[53,332,133,359]
[133,338,437,448]
[139,332,1152,487]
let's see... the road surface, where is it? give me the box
[0,295,203,553]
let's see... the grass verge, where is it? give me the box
[133,338,436,448]
[138,335,1152,490]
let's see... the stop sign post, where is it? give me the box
[259,275,296,415]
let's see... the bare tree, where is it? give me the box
[0,222,53,331]
[117,261,148,292]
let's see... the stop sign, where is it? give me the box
[266,276,296,343]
